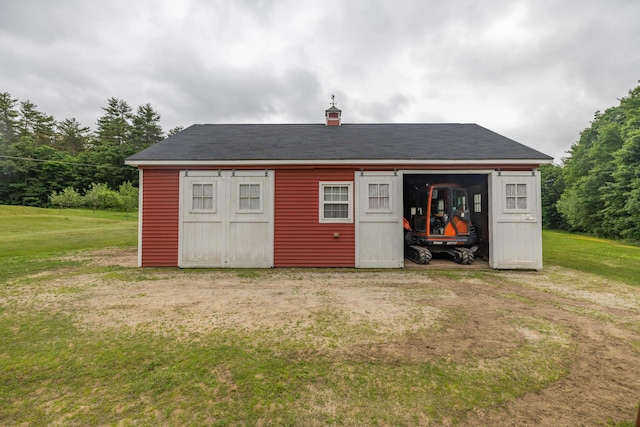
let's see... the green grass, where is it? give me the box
[0,309,574,426]
[543,230,640,286]
[0,205,137,256]
[1,206,639,425]
[0,206,137,282]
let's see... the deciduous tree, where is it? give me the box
[558,82,640,241]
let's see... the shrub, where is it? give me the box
[118,181,139,212]
[49,186,83,209]
[48,182,138,211]
[84,183,122,211]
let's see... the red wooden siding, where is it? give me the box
[274,169,355,267]
[141,169,180,266]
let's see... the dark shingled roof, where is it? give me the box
[126,123,552,163]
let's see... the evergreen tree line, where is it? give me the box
[3,85,639,237]
[0,93,183,208]
[541,82,640,243]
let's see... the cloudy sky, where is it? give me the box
[1,0,639,162]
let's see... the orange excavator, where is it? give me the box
[404,183,477,264]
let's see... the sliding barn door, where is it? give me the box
[489,170,542,270]
[179,170,274,268]
[355,171,404,268]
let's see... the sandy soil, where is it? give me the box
[19,248,640,426]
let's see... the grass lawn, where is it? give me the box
[1,206,638,426]
[0,205,137,282]
[543,229,640,286]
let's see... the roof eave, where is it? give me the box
[125,158,554,167]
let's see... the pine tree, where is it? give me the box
[95,97,133,146]
[56,118,90,155]
[0,92,19,148]
[131,103,164,148]
[17,100,56,146]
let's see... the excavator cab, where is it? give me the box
[404,184,477,264]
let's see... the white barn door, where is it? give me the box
[489,170,543,270]
[228,171,274,268]
[180,172,226,267]
[179,170,274,268]
[355,171,404,268]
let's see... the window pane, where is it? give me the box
[193,197,203,210]
[336,186,348,201]
[517,184,527,196]
[249,193,260,210]
[368,184,378,209]
[324,204,333,218]
[379,197,389,209]
[203,197,213,210]
[517,197,527,209]
[324,186,335,201]
[506,197,516,209]
[506,184,515,197]
[324,203,348,218]
[323,186,331,200]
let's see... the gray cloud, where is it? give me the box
[1,0,639,162]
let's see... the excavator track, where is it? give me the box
[453,247,474,265]
[407,245,432,264]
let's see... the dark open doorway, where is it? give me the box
[402,173,489,261]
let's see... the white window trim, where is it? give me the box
[319,181,353,223]
[236,181,263,213]
[504,182,530,213]
[366,182,393,213]
[190,181,217,213]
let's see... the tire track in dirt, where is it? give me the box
[458,275,640,426]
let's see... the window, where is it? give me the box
[192,183,214,210]
[474,193,482,213]
[506,183,527,210]
[451,188,467,214]
[368,183,390,210]
[319,182,352,222]
[238,183,261,211]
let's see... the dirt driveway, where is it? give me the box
[35,249,640,425]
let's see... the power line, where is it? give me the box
[0,155,127,169]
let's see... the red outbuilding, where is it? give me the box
[125,103,553,269]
